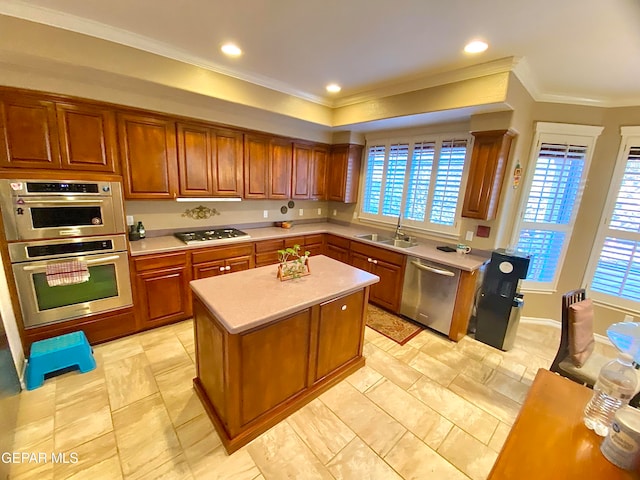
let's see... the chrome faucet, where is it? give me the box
[394,214,404,239]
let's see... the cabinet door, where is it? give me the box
[193,259,226,279]
[0,95,60,169]
[225,255,252,273]
[212,128,243,197]
[119,113,178,199]
[370,259,404,312]
[292,143,311,199]
[56,102,118,173]
[326,244,349,264]
[269,138,292,199]
[315,290,365,381]
[310,145,328,200]
[350,251,372,273]
[462,130,514,220]
[136,266,190,326]
[243,134,269,199]
[177,122,213,196]
[327,144,363,203]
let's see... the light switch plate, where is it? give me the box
[465,230,474,241]
[299,208,304,216]
[333,209,337,216]
[126,215,134,226]
[317,208,322,215]
[263,210,268,218]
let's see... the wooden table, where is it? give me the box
[489,368,639,479]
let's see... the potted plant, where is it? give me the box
[277,244,311,280]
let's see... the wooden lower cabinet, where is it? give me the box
[192,288,368,453]
[255,234,325,267]
[132,251,191,329]
[191,244,254,279]
[325,234,350,263]
[349,241,405,313]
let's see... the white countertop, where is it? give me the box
[129,222,489,272]
[190,255,379,334]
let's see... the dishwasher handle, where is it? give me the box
[410,260,455,277]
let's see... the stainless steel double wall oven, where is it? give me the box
[0,179,132,328]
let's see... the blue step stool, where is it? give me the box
[26,331,96,390]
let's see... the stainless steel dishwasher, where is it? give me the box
[400,256,461,336]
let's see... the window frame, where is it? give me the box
[584,126,640,313]
[358,132,472,238]
[510,122,603,292]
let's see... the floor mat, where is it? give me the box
[366,304,423,345]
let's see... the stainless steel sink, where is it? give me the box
[379,238,418,248]
[355,233,392,242]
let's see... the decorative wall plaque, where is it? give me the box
[182,205,220,220]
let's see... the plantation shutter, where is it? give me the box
[591,145,640,300]
[362,145,385,214]
[430,139,467,226]
[404,141,435,221]
[516,142,589,283]
[382,143,409,217]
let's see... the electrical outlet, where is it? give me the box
[332,209,337,216]
[465,230,474,241]
[317,208,322,215]
[263,210,268,218]
[624,314,635,322]
[126,215,134,226]
[299,208,304,216]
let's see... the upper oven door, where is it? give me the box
[8,196,123,240]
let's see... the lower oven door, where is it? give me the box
[12,251,133,328]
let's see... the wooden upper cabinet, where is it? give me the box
[269,138,292,199]
[56,102,118,173]
[243,134,292,199]
[118,113,178,199]
[462,130,515,220]
[212,128,243,197]
[177,123,243,197]
[310,145,329,200]
[244,134,270,199]
[327,144,363,203]
[0,95,61,169]
[292,143,312,199]
[293,142,329,200]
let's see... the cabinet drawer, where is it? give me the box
[134,251,188,272]
[349,240,404,266]
[192,243,253,264]
[283,236,305,248]
[326,234,349,249]
[255,239,284,253]
[304,234,324,246]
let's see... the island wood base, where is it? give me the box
[192,287,370,454]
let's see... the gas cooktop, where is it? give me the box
[174,228,251,245]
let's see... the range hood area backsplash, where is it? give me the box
[124,199,332,235]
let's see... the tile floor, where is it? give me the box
[5,316,618,480]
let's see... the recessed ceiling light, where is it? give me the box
[221,43,242,57]
[326,83,341,93]
[464,40,488,54]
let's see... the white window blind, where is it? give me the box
[586,131,640,311]
[512,123,602,290]
[360,135,470,236]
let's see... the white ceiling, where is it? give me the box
[2,0,640,108]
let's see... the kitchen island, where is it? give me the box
[190,255,379,453]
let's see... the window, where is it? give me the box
[360,135,470,236]
[586,127,640,312]
[511,123,603,291]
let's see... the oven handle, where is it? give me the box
[21,255,122,271]
[410,260,455,277]
[20,199,105,204]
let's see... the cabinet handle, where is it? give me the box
[219,267,225,272]
[225,266,231,271]
[367,257,373,263]
[372,259,378,264]
[341,305,347,311]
